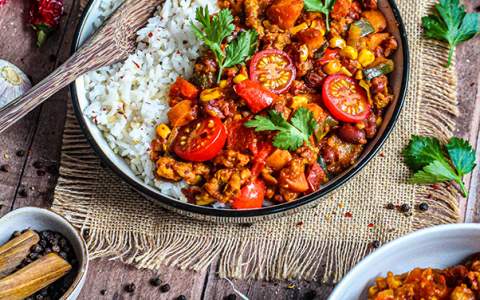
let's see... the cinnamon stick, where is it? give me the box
[0,253,72,300]
[0,230,40,278]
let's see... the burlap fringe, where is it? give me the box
[52,1,461,283]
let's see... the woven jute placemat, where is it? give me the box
[52,0,460,282]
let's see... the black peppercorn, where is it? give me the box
[150,277,162,286]
[400,203,411,212]
[225,294,237,300]
[83,229,90,239]
[100,289,107,296]
[0,164,9,172]
[18,187,28,197]
[160,284,171,293]
[418,202,429,211]
[303,290,317,300]
[16,150,25,157]
[385,203,395,210]
[33,161,43,169]
[176,296,187,300]
[124,283,136,293]
[371,240,381,248]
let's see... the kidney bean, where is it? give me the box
[364,113,377,138]
[321,146,336,164]
[304,70,326,89]
[337,124,367,144]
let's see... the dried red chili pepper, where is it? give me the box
[29,0,64,47]
[0,0,7,6]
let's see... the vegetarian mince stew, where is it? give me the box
[369,256,480,300]
[149,0,398,209]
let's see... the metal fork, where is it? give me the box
[0,0,161,133]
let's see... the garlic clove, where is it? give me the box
[0,59,32,108]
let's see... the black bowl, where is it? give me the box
[70,0,409,223]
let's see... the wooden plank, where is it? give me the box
[0,0,77,215]
[78,258,207,300]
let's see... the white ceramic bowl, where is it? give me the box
[0,207,89,300]
[329,224,480,300]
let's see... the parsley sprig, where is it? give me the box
[303,0,336,31]
[402,135,477,197]
[422,0,479,67]
[191,6,258,82]
[245,108,317,151]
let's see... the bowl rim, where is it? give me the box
[69,0,410,219]
[328,223,480,300]
[0,207,89,300]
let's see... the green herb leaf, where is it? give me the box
[402,135,477,197]
[421,0,480,67]
[303,0,336,31]
[191,7,258,82]
[446,137,476,176]
[402,135,446,171]
[224,30,258,68]
[245,108,316,151]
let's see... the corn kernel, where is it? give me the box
[219,80,228,88]
[376,116,383,126]
[358,49,375,67]
[339,66,353,77]
[200,88,223,102]
[323,60,342,75]
[340,46,358,60]
[156,123,171,139]
[291,95,309,109]
[290,22,308,35]
[355,70,363,80]
[329,36,346,49]
[233,73,248,84]
[299,44,309,62]
[356,122,366,130]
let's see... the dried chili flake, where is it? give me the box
[0,0,7,6]
[344,211,353,218]
[367,223,375,228]
[29,0,64,47]
[296,221,304,227]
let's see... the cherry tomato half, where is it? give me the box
[322,74,370,123]
[234,79,277,113]
[173,117,227,162]
[249,49,296,94]
[231,179,266,209]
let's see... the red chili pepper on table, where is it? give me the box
[0,0,7,6]
[29,0,64,47]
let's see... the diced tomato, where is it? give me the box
[318,49,339,65]
[251,142,274,177]
[306,162,327,192]
[226,119,258,155]
[322,74,370,123]
[231,179,266,209]
[331,0,352,20]
[234,80,278,113]
[173,117,227,162]
[249,49,296,94]
[169,77,199,100]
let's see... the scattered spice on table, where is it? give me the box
[150,276,162,286]
[0,0,7,6]
[18,187,28,197]
[385,202,395,210]
[400,203,411,213]
[124,283,136,294]
[225,294,237,300]
[16,150,25,157]
[296,221,304,227]
[29,0,65,47]
[82,228,90,239]
[418,202,429,211]
[176,295,187,300]
[367,223,375,228]
[100,289,107,296]
[0,164,9,172]
[344,211,353,218]
[370,240,381,249]
[160,283,171,293]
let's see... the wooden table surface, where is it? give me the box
[0,1,479,299]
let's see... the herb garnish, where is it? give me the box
[303,0,336,31]
[245,108,317,151]
[422,0,479,67]
[191,6,258,82]
[402,135,477,197]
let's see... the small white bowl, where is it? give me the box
[0,207,89,300]
[329,224,480,300]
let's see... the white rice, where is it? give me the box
[83,0,218,200]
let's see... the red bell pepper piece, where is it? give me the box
[234,80,277,113]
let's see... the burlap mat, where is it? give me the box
[52,0,460,282]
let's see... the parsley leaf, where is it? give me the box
[245,108,316,151]
[403,135,477,197]
[446,137,476,175]
[304,0,336,31]
[422,0,480,67]
[191,7,258,82]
